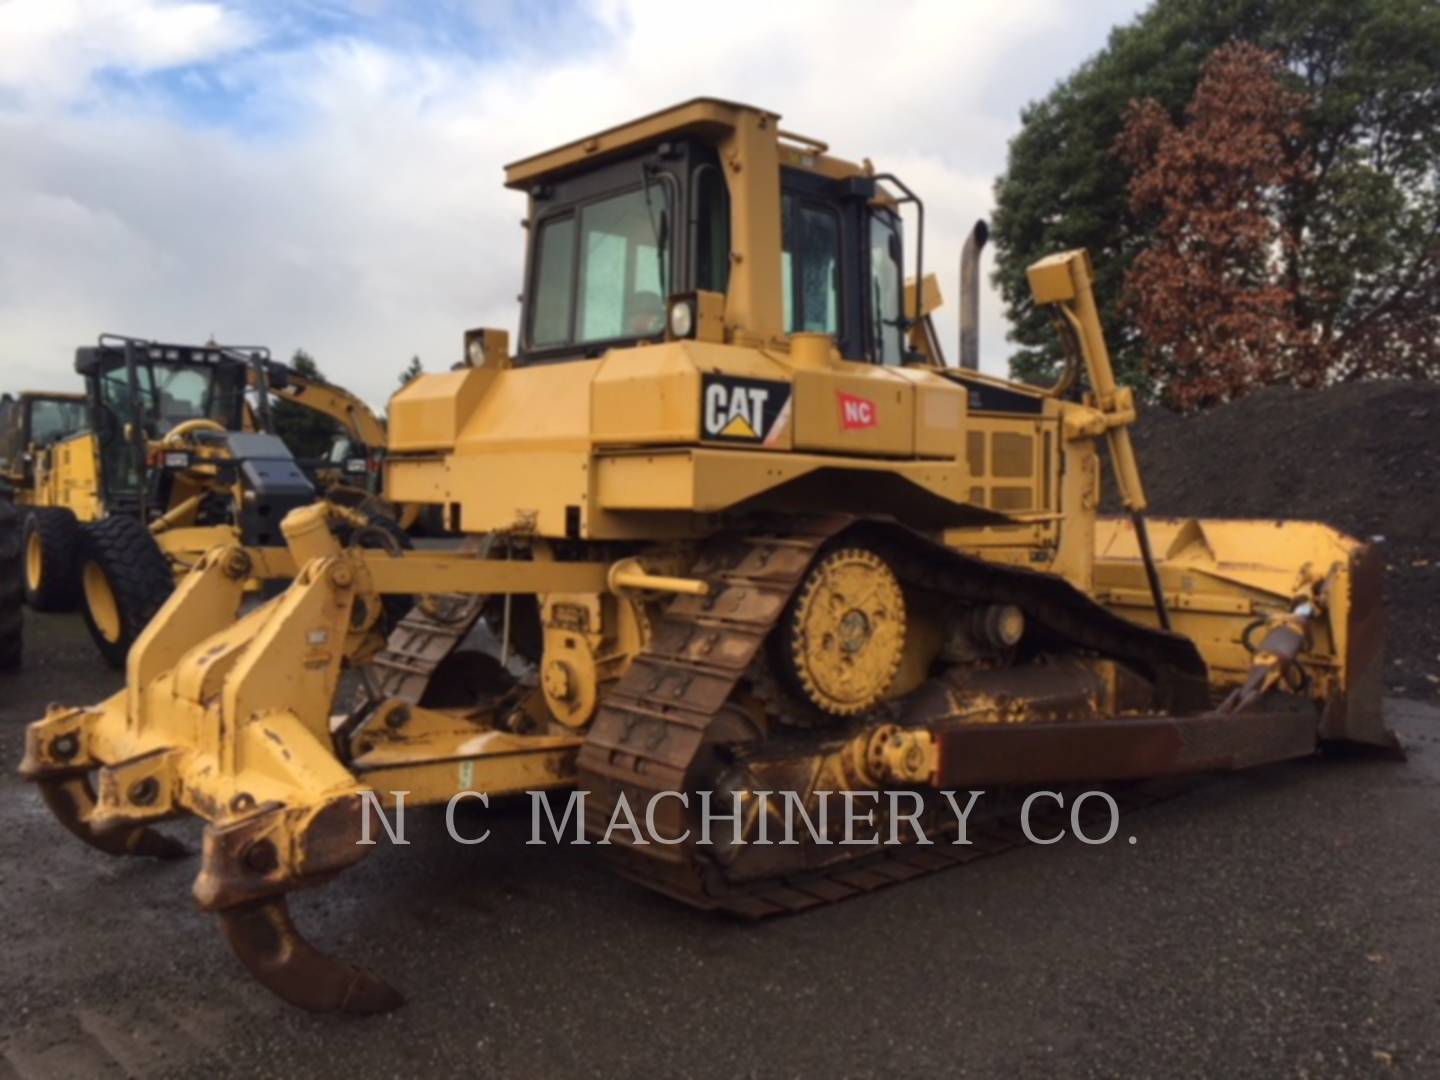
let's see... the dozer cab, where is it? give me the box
[22,99,1398,1014]
[10,336,400,665]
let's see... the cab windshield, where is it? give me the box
[29,398,88,445]
[529,181,673,352]
[97,360,244,438]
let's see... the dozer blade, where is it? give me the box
[932,703,1325,788]
[1094,516,1401,756]
[218,897,404,1015]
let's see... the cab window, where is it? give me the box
[530,181,673,350]
[0,398,17,465]
[869,212,904,365]
[29,398,87,445]
[693,164,730,293]
[530,216,575,347]
[782,195,840,334]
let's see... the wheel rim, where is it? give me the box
[25,530,44,592]
[83,560,123,643]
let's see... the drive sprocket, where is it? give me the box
[783,547,906,716]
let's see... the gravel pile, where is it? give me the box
[1119,380,1440,699]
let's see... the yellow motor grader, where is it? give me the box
[22,99,1397,1014]
[7,337,400,665]
[0,390,90,513]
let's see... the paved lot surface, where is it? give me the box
[2,608,1438,1079]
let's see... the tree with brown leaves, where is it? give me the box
[1116,43,1316,410]
[996,1,1440,400]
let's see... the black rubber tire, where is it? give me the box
[0,502,22,672]
[21,506,82,611]
[78,515,175,669]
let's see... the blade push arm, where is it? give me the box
[1026,250,1169,630]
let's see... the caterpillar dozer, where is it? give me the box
[6,337,400,665]
[21,99,1398,1014]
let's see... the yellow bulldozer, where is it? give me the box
[22,99,1398,1014]
[3,336,400,665]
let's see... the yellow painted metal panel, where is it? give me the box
[387,368,495,453]
[890,365,968,459]
[591,341,792,449]
[594,448,970,514]
[448,450,589,536]
[791,362,913,456]
[455,360,598,451]
[384,455,451,506]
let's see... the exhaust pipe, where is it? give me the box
[959,219,989,371]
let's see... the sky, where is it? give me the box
[0,0,1149,409]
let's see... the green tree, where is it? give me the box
[993,0,1440,396]
[398,355,423,388]
[271,348,343,461]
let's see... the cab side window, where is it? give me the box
[693,164,730,294]
[781,194,840,335]
[0,399,17,466]
[869,212,904,365]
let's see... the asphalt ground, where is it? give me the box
[2,608,1438,1079]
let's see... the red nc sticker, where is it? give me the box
[837,391,878,430]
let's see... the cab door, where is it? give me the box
[781,172,916,458]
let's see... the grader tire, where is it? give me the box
[78,515,175,669]
[0,502,22,672]
[21,506,82,611]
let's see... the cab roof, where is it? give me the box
[74,341,247,377]
[504,98,768,189]
[503,97,870,189]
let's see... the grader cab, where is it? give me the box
[0,390,90,499]
[22,99,1398,1014]
[10,336,400,665]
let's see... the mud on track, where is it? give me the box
[3,609,1440,1078]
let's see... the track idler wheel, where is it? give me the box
[217,896,404,1014]
[37,776,190,860]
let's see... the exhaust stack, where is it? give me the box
[959,219,989,371]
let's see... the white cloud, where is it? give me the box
[0,0,257,103]
[0,0,1146,408]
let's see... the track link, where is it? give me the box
[365,595,486,704]
[576,515,1208,916]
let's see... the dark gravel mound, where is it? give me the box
[1123,380,1440,699]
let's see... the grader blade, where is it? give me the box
[218,897,404,1015]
